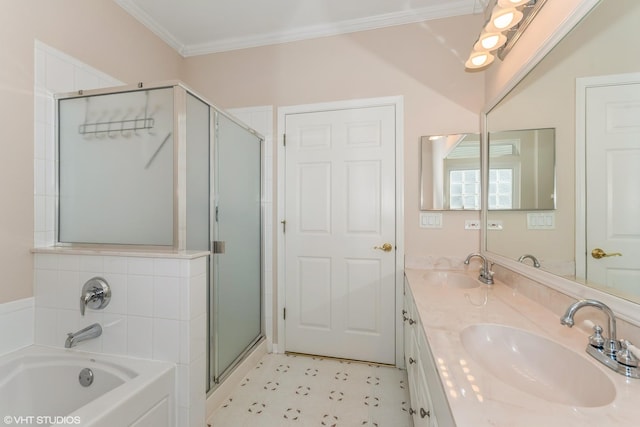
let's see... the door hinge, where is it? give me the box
[281,220,286,233]
[283,307,286,320]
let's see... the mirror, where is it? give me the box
[420,133,481,210]
[488,128,555,210]
[485,0,640,303]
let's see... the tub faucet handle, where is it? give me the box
[80,277,111,316]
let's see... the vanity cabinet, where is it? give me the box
[404,277,455,427]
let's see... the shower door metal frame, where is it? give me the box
[208,109,265,390]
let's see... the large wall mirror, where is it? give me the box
[484,0,640,308]
[420,133,481,210]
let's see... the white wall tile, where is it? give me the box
[58,270,80,310]
[153,318,180,362]
[35,306,57,347]
[153,276,180,320]
[104,256,128,274]
[45,52,75,94]
[189,273,207,320]
[128,258,154,276]
[58,255,79,271]
[102,273,127,315]
[35,253,58,270]
[154,258,182,277]
[128,275,154,317]
[79,255,104,273]
[35,269,58,309]
[102,314,127,355]
[0,299,34,356]
[127,316,153,359]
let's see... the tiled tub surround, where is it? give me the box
[405,268,640,426]
[32,249,208,427]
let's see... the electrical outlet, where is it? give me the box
[465,220,481,230]
[487,220,503,230]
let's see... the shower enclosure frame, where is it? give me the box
[54,80,265,393]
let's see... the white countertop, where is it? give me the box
[405,268,640,427]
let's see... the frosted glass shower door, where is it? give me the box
[211,113,262,383]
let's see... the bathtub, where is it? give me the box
[0,346,175,427]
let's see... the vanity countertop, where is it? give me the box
[404,268,640,427]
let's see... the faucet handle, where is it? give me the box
[617,340,639,367]
[589,325,605,348]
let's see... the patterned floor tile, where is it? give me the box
[208,353,412,427]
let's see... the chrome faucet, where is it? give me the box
[518,254,540,268]
[464,253,494,285]
[561,299,639,378]
[65,323,102,348]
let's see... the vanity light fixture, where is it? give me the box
[465,0,547,71]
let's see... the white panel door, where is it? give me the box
[284,105,396,364]
[586,82,640,294]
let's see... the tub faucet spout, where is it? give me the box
[65,323,102,348]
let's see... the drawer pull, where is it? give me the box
[409,357,416,364]
[409,408,416,415]
[420,408,430,418]
[408,319,416,325]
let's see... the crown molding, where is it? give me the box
[115,0,188,56]
[116,0,477,57]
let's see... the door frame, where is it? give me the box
[575,72,640,279]
[276,96,405,366]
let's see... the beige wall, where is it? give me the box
[183,14,486,261]
[1,4,485,304]
[0,0,183,303]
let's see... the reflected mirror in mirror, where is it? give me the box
[488,128,555,210]
[484,0,640,305]
[420,133,480,210]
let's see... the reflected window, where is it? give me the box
[488,169,514,209]
[449,169,481,209]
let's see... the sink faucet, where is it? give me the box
[464,253,494,285]
[518,254,540,268]
[561,299,639,378]
[561,299,617,355]
[65,323,102,348]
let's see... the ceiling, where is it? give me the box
[115,0,488,57]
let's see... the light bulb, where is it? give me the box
[474,32,507,51]
[465,51,495,70]
[497,0,530,7]
[485,7,523,32]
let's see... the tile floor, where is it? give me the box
[208,353,412,427]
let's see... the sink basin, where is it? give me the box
[422,271,480,289]
[460,324,616,407]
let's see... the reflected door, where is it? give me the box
[586,81,640,295]
[211,113,262,382]
[284,105,396,364]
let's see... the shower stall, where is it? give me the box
[56,81,263,390]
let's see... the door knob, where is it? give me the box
[373,243,393,252]
[591,248,622,259]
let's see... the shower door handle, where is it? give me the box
[212,241,226,254]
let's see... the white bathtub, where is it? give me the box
[0,346,175,427]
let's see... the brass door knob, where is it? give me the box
[373,243,393,252]
[591,248,622,259]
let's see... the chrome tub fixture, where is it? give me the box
[80,277,111,316]
[65,323,103,348]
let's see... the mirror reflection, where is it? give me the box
[488,128,555,210]
[420,133,480,210]
[485,0,640,303]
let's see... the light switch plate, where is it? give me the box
[419,212,443,229]
[527,212,555,229]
